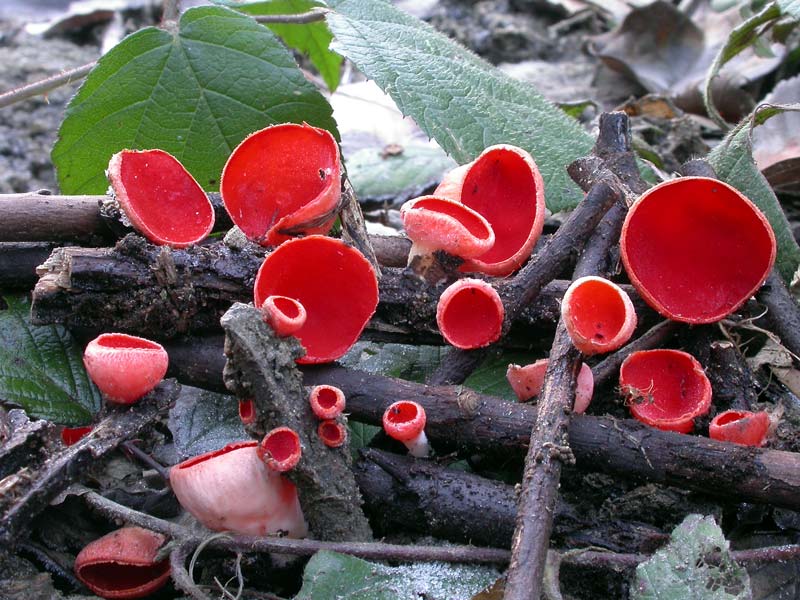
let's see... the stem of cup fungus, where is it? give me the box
[382,401,429,458]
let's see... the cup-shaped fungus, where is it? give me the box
[238,398,256,425]
[507,359,594,414]
[435,145,546,276]
[74,526,170,599]
[709,410,770,447]
[83,333,168,404]
[620,349,712,433]
[170,440,307,538]
[261,295,307,337]
[107,149,214,248]
[317,420,348,448]
[400,196,494,280]
[309,385,345,420]
[61,425,93,446]
[221,123,341,246]
[258,427,302,472]
[253,236,379,364]
[620,177,776,323]
[436,278,504,350]
[383,400,429,457]
[561,276,637,356]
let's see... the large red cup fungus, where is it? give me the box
[383,400,429,457]
[620,349,712,433]
[170,441,307,538]
[309,385,346,420]
[74,526,170,599]
[261,295,307,338]
[436,278,504,350]
[107,149,214,248]
[435,144,546,276]
[258,426,302,472]
[709,410,770,447]
[221,123,341,246]
[561,276,637,356]
[318,420,348,448]
[507,359,594,414]
[620,177,776,323]
[253,236,379,364]
[83,333,168,404]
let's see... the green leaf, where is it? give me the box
[168,387,247,461]
[347,421,380,458]
[53,6,337,194]
[295,550,500,600]
[777,0,800,19]
[325,0,594,212]
[340,341,446,382]
[0,296,101,425]
[708,107,800,282]
[234,0,343,91]
[633,514,751,600]
[463,351,542,402]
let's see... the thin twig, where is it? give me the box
[171,541,215,600]
[0,62,95,109]
[253,7,331,24]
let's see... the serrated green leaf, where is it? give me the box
[0,296,101,425]
[633,514,751,600]
[778,0,800,19]
[708,108,800,282]
[168,387,247,461]
[53,6,337,194]
[347,421,380,458]
[233,0,343,91]
[325,0,594,212]
[295,550,500,600]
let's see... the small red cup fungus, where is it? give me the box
[709,410,770,447]
[561,276,637,356]
[309,385,345,420]
[73,526,170,599]
[620,349,712,433]
[317,420,348,448]
[253,236,379,364]
[238,398,256,425]
[107,149,214,248]
[258,426,302,472]
[383,400,429,457]
[436,278,504,350]
[261,295,307,337]
[221,123,341,246]
[620,177,776,323]
[507,359,593,414]
[61,425,94,446]
[83,333,168,404]
[170,441,307,537]
[435,144,546,276]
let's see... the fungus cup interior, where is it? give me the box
[383,401,425,442]
[621,177,776,323]
[621,350,711,433]
[315,387,339,410]
[438,281,503,349]
[402,196,494,256]
[78,562,171,597]
[254,236,379,363]
[110,149,213,248]
[260,428,300,471]
[710,410,769,446]
[221,124,340,245]
[565,278,628,343]
[94,334,163,352]
[318,421,346,446]
[271,296,302,319]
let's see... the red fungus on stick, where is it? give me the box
[261,295,307,337]
[258,426,302,472]
[561,276,637,356]
[383,400,429,457]
[709,410,770,447]
[107,149,214,248]
[507,359,594,414]
[309,385,345,420]
[620,177,776,323]
[253,236,379,364]
[620,349,712,433]
[73,526,171,599]
[436,278,504,350]
[318,420,348,448]
[435,144,546,276]
[61,425,93,446]
[238,398,256,425]
[83,333,168,405]
[221,123,341,246]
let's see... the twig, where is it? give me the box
[758,271,800,361]
[253,7,331,25]
[120,440,171,482]
[706,340,758,411]
[339,178,380,277]
[0,62,95,110]
[170,541,215,600]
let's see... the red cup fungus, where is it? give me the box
[170,441,307,537]
[73,526,170,599]
[620,349,712,433]
[436,278,504,350]
[258,426,302,472]
[620,177,776,323]
[107,149,214,248]
[238,398,256,425]
[507,359,594,414]
[221,123,341,246]
[434,144,546,276]
[709,410,770,447]
[253,236,379,364]
[383,400,429,457]
[561,276,637,356]
[83,333,168,404]
[317,420,348,448]
[309,385,346,420]
[61,425,93,446]
[261,295,307,337]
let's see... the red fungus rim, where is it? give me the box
[176,441,257,471]
[108,149,214,249]
[709,410,770,447]
[620,177,776,323]
[317,420,347,448]
[258,427,302,472]
[253,236,379,364]
[309,385,346,420]
[220,123,341,246]
[61,425,93,446]
[382,401,427,443]
[620,349,712,433]
[261,295,307,338]
[238,398,256,425]
[436,278,504,350]
[506,360,594,414]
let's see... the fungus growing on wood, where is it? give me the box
[507,359,594,414]
[317,420,348,448]
[309,385,345,420]
[709,410,770,447]
[261,295,307,337]
[436,278,504,350]
[383,400,429,457]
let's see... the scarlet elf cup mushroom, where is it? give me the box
[709,410,770,447]
[261,295,307,337]
[436,278,504,350]
[383,400,429,458]
[308,385,346,420]
[507,360,594,414]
